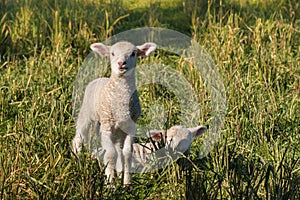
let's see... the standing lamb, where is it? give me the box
[72,41,157,185]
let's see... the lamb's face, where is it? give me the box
[149,125,206,154]
[165,126,193,152]
[90,41,157,77]
[110,42,137,77]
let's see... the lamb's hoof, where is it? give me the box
[91,148,104,159]
[72,136,83,156]
[123,184,133,192]
[106,183,116,190]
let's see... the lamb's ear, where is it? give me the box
[188,126,207,138]
[148,130,165,141]
[137,42,157,56]
[90,43,111,57]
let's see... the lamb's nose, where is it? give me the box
[118,60,126,67]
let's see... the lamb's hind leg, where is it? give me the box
[95,121,101,138]
[72,115,91,154]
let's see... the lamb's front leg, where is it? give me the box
[123,131,134,185]
[101,126,117,184]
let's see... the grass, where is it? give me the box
[0,0,299,199]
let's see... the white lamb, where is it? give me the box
[72,41,157,185]
[133,125,206,172]
[93,125,206,173]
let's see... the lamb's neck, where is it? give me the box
[109,74,136,91]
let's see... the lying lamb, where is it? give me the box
[93,125,206,173]
[72,41,156,185]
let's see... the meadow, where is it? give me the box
[0,0,299,199]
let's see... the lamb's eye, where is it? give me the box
[130,51,136,57]
[111,52,115,56]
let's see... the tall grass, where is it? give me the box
[0,0,299,199]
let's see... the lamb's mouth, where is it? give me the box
[119,65,128,73]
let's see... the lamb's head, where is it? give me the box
[91,41,156,77]
[149,125,206,154]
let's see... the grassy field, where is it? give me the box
[0,0,299,199]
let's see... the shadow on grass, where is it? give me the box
[183,138,300,200]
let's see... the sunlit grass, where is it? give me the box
[0,0,299,199]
